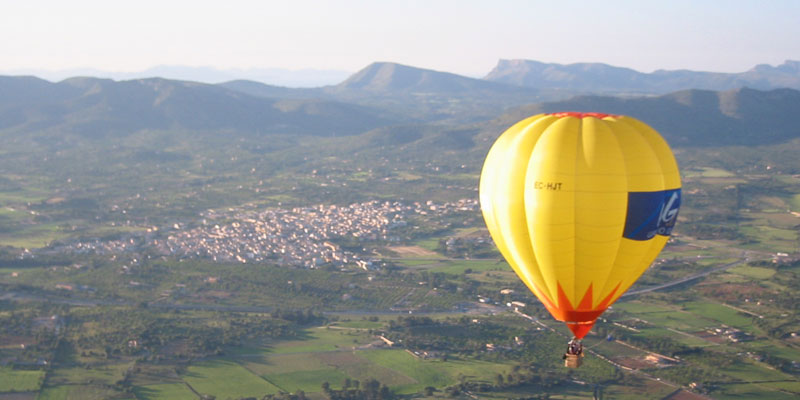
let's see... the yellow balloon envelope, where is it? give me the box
[480,113,681,338]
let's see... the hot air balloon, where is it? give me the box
[479,112,680,364]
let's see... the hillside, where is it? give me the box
[488,87,800,146]
[217,80,321,100]
[485,59,800,94]
[0,76,397,138]
[4,73,798,150]
[222,62,554,122]
[332,62,526,94]
[1,68,800,400]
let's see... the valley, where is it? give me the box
[0,66,798,399]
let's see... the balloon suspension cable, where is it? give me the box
[585,340,605,350]
[568,337,604,351]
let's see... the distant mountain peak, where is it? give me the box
[751,60,800,74]
[486,59,800,93]
[334,61,534,98]
[338,62,469,92]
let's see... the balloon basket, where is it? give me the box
[564,353,583,369]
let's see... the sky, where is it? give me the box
[2,0,799,84]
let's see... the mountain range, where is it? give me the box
[2,60,800,148]
[1,65,352,88]
[488,87,800,146]
[0,76,398,138]
[484,59,800,94]
[9,59,799,94]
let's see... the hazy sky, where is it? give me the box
[3,0,799,78]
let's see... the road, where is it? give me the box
[622,256,752,298]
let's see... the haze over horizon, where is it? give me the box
[3,0,799,86]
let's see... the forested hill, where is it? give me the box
[2,72,799,148]
[489,87,800,146]
[0,76,398,137]
[220,62,550,122]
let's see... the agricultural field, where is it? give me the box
[182,360,281,399]
[394,258,508,276]
[1,125,799,400]
[133,383,197,400]
[267,327,376,355]
[0,368,44,393]
[35,385,124,400]
[358,349,511,394]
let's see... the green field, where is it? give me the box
[239,353,330,376]
[0,188,51,205]
[729,265,777,279]
[232,341,514,396]
[358,349,450,391]
[738,224,798,253]
[318,351,416,388]
[267,368,350,393]
[357,349,511,394]
[713,359,800,399]
[44,363,132,386]
[394,258,509,275]
[741,339,800,362]
[684,167,736,178]
[790,194,800,212]
[0,367,44,392]
[133,383,198,400]
[182,360,281,398]
[0,222,70,249]
[614,299,759,334]
[269,327,374,354]
[392,258,439,266]
[413,238,440,251]
[713,384,800,400]
[641,326,717,347]
[612,300,672,314]
[36,385,122,400]
[602,381,681,400]
[682,301,758,331]
[425,259,507,275]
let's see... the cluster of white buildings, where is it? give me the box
[44,199,480,269]
[160,201,408,267]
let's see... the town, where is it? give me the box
[41,199,480,268]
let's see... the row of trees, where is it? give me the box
[320,379,394,400]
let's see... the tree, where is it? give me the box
[379,384,391,399]
[495,373,504,386]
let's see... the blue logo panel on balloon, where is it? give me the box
[623,189,681,241]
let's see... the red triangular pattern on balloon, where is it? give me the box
[548,282,612,338]
[576,284,594,310]
[556,282,575,312]
[530,282,558,315]
[567,320,596,339]
[596,282,621,310]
